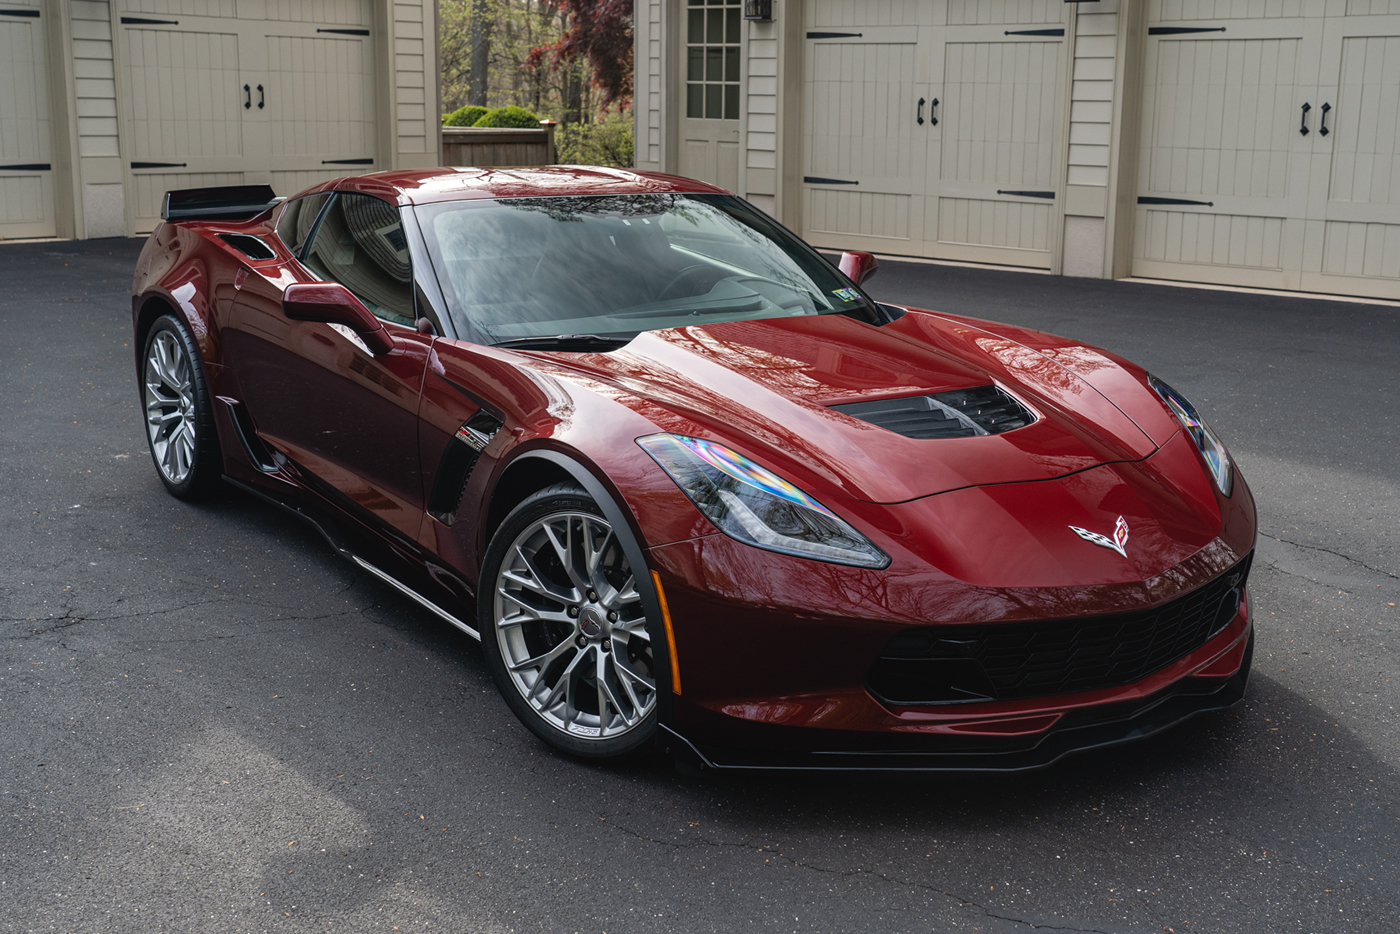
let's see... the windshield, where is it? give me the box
[415,193,881,346]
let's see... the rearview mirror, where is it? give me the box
[839,250,879,286]
[282,282,394,355]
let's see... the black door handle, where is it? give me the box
[930,97,939,127]
[917,97,925,125]
[257,84,265,109]
[244,84,251,109]
[1300,101,1311,135]
[1320,102,1331,136]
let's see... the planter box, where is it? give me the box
[441,122,558,168]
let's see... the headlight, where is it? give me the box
[1148,375,1233,496]
[637,433,890,569]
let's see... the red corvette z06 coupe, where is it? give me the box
[131,168,1255,771]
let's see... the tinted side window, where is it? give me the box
[301,193,415,327]
[274,192,332,256]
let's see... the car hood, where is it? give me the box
[550,310,1161,505]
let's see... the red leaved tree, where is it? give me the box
[529,0,633,111]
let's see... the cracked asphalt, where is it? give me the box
[2,239,1397,934]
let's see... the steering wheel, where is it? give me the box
[657,264,731,301]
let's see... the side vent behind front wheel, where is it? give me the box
[427,410,504,525]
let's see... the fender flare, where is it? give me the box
[506,448,677,728]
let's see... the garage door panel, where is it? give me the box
[1135,6,1319,290]
[945,0,1064,27]
[806,189,911,241]
[1345,0,1400,15]
[941,40,1062,189]
[1154,0,1310,19]
[938,196,1053,253]
[265,33,374,160]
[265,0,371,25]
[803,28,924,251]
[1144,37,1302,199]
[1328,34,1400,204]
[123,0,237,16]
[0,3,55,238]
[123,26,243,161]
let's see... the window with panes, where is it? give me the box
[686,0,741,120]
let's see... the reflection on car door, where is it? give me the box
[224,191,432,543]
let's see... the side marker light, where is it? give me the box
[652,570,681,695]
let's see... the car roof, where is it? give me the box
[296,166,732,206]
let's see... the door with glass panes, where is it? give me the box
[678,0,742,193]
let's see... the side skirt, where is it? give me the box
[222,474,480,642]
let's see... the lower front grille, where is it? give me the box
[867,552,1253,705]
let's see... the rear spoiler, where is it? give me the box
[161,185,283,221]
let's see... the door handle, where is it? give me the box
[244,84,251,109]
[930,97,939,127]
[257,84,265,109]
[1320,102,1331,136]
[1300,101,1311,135]
[917,97,925,125]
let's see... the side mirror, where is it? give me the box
[838,250,879,286]
[283,282,394,355]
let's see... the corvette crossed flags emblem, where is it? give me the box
[1069,516,1130,558]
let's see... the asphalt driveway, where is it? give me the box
[1,238,1396,933]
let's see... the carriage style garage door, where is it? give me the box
[116,0,376,232]
[1136,0,1400,299]
[801,0,1067,269]
[0,0,56,239]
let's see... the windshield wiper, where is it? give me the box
[492,334,632,352]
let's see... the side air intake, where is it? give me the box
[427,410,504,525]
[831,385,1035,439]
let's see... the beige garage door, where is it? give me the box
[802,0,1068,269]
[116,0,376,233]
[0,1,56,239]
[1136,0,1400,300]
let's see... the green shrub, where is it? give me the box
[443,105,490,127]
[555,111,634,168]
[473,105,542,128]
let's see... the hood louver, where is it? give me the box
[831,385,1034,439]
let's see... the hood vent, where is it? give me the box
[831,385,1034,439]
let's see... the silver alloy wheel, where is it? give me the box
[493,510,656,740]
[143,330,197,485]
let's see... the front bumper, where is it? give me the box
[659,630,1252,772]
[646,523,1256,771]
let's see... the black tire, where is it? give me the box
[141,313,222,500]
[479,483,658,758]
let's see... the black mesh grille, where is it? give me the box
[831,385,1034,439]
[867,552,1253,705]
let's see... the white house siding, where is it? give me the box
[394,0,431,159]
[633,0,663,170]
[1062,1,1119,277]
[743,19,777,216]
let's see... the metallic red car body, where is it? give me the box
[131,167,1256,771]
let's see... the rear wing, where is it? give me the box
[161,185,282,222]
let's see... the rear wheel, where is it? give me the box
[142,314,221,499]
[479,485,657,758]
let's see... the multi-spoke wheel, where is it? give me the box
[480,485,658,757]
[142,314,220,498]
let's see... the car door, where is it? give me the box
[224,190,433,543]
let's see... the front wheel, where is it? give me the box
[479,484,658,758]
[141,314,221,499]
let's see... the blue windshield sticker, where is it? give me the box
[832,287,860,301]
